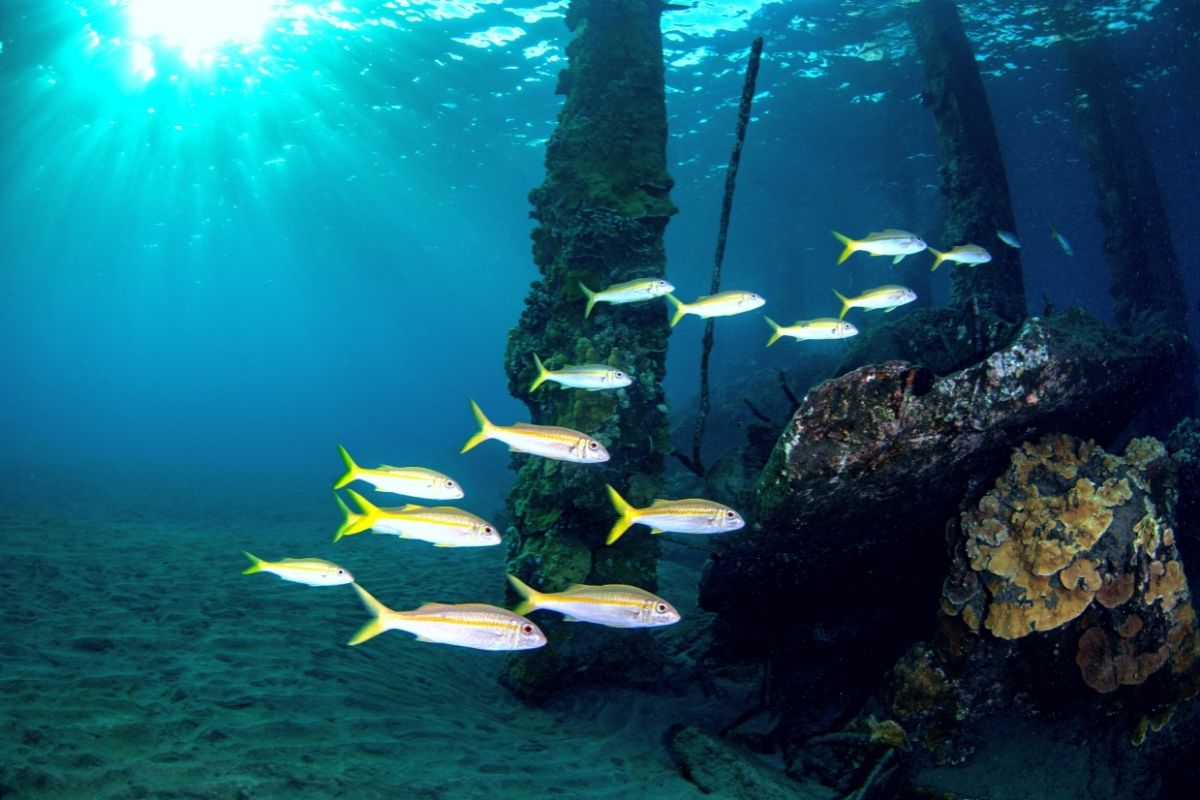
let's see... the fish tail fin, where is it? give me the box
[928,247,946,272]
[506,573,543,616]
[666,293,686,328]
[333,444,360,490]
[579,281,597,318]
[764,316,782,347]
[347,583,394,646]
[833,289,852,320]
[605,484,640,545]
[461,399,494,453]
[831,230,857,265]
[334,489,379,542]
[241,551,266,575]
[529,353,550,392]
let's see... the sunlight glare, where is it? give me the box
[126,0,280,67]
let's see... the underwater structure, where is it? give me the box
[837,0,1024,377]
[501,0,676,698]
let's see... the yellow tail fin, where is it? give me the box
[605,484,641,545]
[928,247,947,272]
[666,293,687,328]
[347,583,392,646]
[506,573,543,616]
[241,551,266,575]
[833,289,852,320]
[764,316,782,347]
[334,489,380,542]
[334,444,359,490]
[529,354,551,392]
[461,399,493,453]
[579,281,598,318]
[831,230,858,265]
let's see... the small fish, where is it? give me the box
[605,484,744,545]
[241,551,353,586]
[832,285,917,319]
[529,353,632,392]
[928,244,992,271]
[579,278,674,318]
[1051,228,1074,256]
[334,489,501,547]
[333,445,463,499]
[460,399,609,463]
[347,583,546,651]
[996,229,1022,249]
[666,290,765,327]
[507,574,680,629]
[831,229,927,265]
[765,316,858,346]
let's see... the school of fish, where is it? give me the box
[241,217,1080,653]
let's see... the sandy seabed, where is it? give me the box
[0,481,741,799]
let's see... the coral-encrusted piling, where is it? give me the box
[501,0,676,699]
[907,0,1025,324]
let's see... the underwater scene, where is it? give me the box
[2,0,1199,797]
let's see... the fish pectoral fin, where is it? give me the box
[892,254,906,264]
[649,528,664,535]
[414,635,435,643]
[562,615,583,623]
[884,306,897,313]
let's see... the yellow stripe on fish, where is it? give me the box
[507,574,680,628]
[832,285,917,319]
[333,444,463,499]
[764,316,858,346]
[578,277,674,318]
[347,583,546,651]
[605,484,744,545]
[333,489,500,547]
[831,228,927,265]
[241,551,354,587]
[529,353,632,392]
[665,290,765,327]
[460,399,610,463]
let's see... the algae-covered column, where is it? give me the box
[907,0,1025,325]
[501,0,676,698]
[1055,3,1188,329]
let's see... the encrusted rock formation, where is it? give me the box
[501,0,676,699]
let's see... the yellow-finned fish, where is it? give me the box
[1051,228,1074,256]
[529,353,632,392]
[665,290,765,327]
[241,551,353,586]
[928,244,992,271]
[460,399,610,463]
[347,583,546,651]
[831,229,927,265]
[333,489,501,547]
[996,229,1022,249]
[832,285,917,319]
[333,445,463,499]
[765,317,858,346]
[605,484,744,545]
[507,574,680,629]
[579,278,674,318]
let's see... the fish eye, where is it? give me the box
[484,526,494,534]
[656,603,668,614]
[446,480,455,487]
[588,441,598,449]
[615,371,626,379]
[725,510,736,518]
[521,624,534,634]
[337,569,345,574]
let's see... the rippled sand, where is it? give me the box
[0,481,738,799]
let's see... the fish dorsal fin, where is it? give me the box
[652,498,668,504]
[565,583,589,592]
[413,602,453,613]
[399,503,425,512]
[511,422,540,430]
[376,463,405,470]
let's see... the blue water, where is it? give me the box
[1,1,1197,798]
